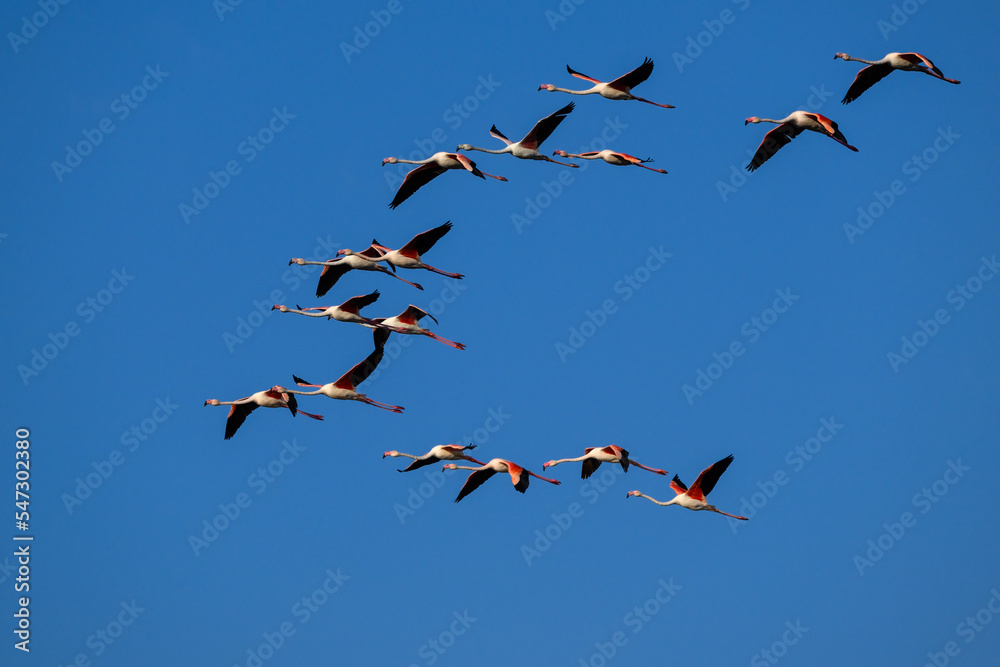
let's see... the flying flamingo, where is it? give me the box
[352,221,464,279]
[835,52,961,104]
[369,305,465,350]
[204,387,323,440]
[443,458,561,502]
[280,344,404,413]
[383,152,507,209]
[551,149,667,173]
[384,444,485,472]
[542,445,668,479]
[289,245,422,297]
[745,111,858,172]
[455,102,580,168]
[538,57,674,108]
[271,290,399,331]
[626,455,748,521]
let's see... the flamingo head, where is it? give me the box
[833,52,848,60]
[442,463,459,471]
[538,84,555,92]
[336,249,353,257]
[455,144,472,151]
[542,461,556,470]
[382,451,398,459]
[552,149,570,157]
[745,117,760,125]
[271,304,288,312]
[381,157,398,166]
[204,399,219,407]
[626,490,641,499]
[270,385,289,394]
[288,257,304,266]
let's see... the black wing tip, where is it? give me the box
[292,374,308,385]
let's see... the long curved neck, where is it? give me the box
[565,153,601,160]
[548,456,587,466]
[395,452,418,460]
[842,54,879,65]
[392,157,434,165]
[466,145,509,154]
[552,86,594,95]
[281,388,323,396]
[294,259,340,266]
[284,308,326,317]
[635,492,674,506]
[754,118,787,125]
[448,464,480,471]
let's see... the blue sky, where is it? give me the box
[3,1,999,665]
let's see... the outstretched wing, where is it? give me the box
[747,123,799,172]
[400,304,438,326]
[581,458,602,479]
[489,125,513,145]
[340,290,380,313]
[373,326,391,350]
[334,344,385,390]
[521,102,574,149]
[402,221,452,256]
[608,57,654,92]
[315,261,351,297]
[566,64,602,85]
[390,163,447,209]
[455,468,497,502]
[224,402,257,440]
[400,455,439,472]
[507,462,530,493]
[691,454,735,499]
[669,475,688,496]
[842,63,893,104]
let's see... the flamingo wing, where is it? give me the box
[372,325,391,350]
[224,402,257,440]
[389,163,447,209]
[316,261,351,298]
[489,125,513,145]
[566,64,602,85]
[455,468,497,502]
[690,454,735,498]
[506,462,530,493]
[340,290,380,313]
[402,221,452,256]
[842,63,893,104]
[581,458,602,479]
[608,57,654,92]
[334,345,385,390]
[401,304,437,326]
[747,123,798,172]
[452,153,486,178]
[521,102,575,149]
[669,475,688,496]
[400,455,439,472]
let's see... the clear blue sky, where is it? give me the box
[3,1,999,665]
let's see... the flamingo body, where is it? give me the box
[543,445,668,479]
[835,52,960,104]
[383,152,507,209]
[551,149,667,173]
[443,458,561,502]
[204,388,323,440]
[384,444,484,472]
[745,111,858,172]
[538,58,674,108]
[626,455,748,521]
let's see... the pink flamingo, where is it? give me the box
[443,458,561,502]
[289,245,422,297]
[543,445,668,479]
[626,455,748,521]
[745,111,858,172]
[280,345,403,413]
[539,57,674,108]
[384,444,485,472]
[383,152,507,209]
[361,221,464,279]
[271,290,398,331]
[369,305,465,350]
[204,387,323,440]
[455,102,579,167]
[835,52,960,104]
[551,149,667,173]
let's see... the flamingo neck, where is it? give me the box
[843,54,879,65]
[465,146,509,155]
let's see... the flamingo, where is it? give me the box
[542,445,668,479]
[626,455,748,521]
[384,444,485,472]
[538,57,674,108]
[745,111,858,172]
[551,149,667,173]
[204,387,323,440]
[352,221,464,279]
[369,305,465,350]
[271,290,399,331]
[383,152,507,209]
[289,245,422,297]
[455,102,580,168]
[443,458,561,502]
[835,52,960,104]
[280,344,404,413]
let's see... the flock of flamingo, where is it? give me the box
[205,51,959,517]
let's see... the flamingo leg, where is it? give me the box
[713,508,749,521]
[379,267,423,290]
[628,460,669,475]
[425,331,466,350]
[633,162,668,173]
[423,264,465,279]
[478,170,508,182]
[363,398,405,413]
[527,471,562,485]
[632,96,675,109]
[544,156,580,168]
